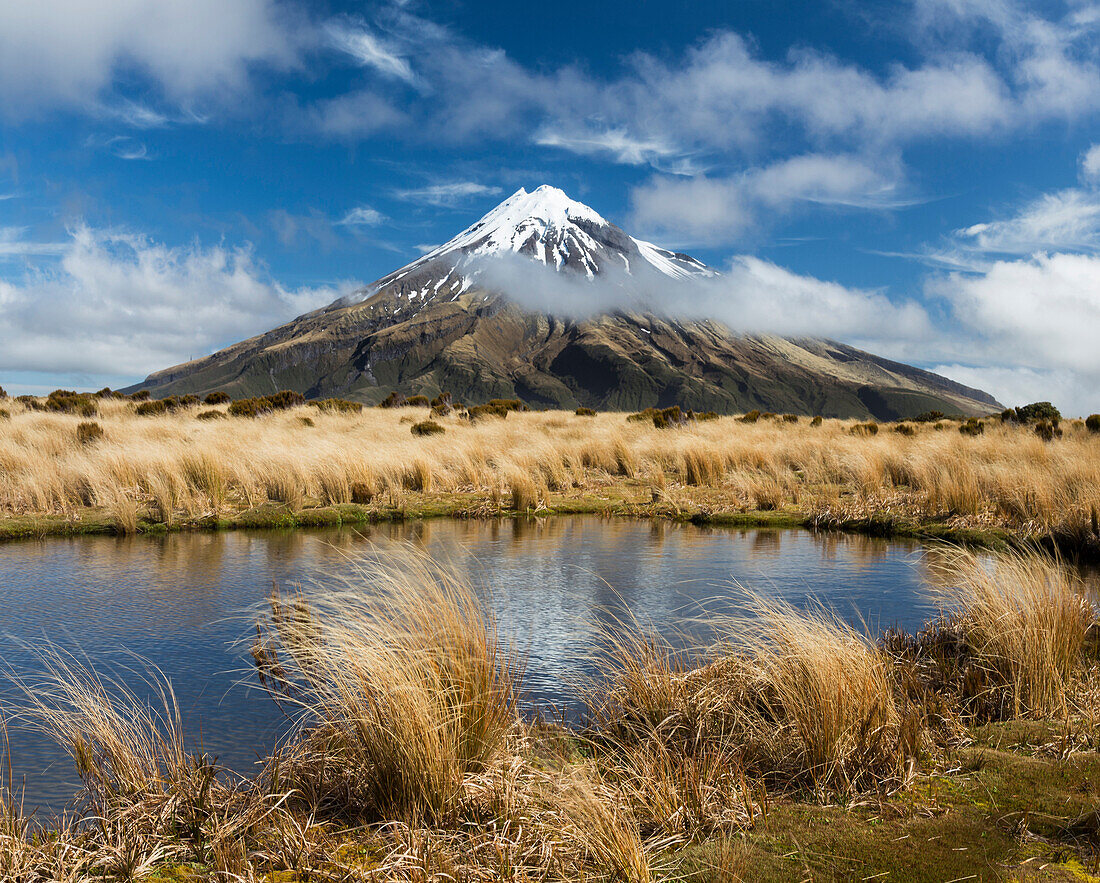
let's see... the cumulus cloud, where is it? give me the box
[0,0,296,118]
[630,154,911,244]
[0,226,355,380]
[477,251,934,353]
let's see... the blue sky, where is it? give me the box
[3,0,1100,412]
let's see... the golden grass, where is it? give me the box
[3,400,1100,549]
[927,548,1097,718]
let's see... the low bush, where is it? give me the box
[44,390,98,417]
[430,392,454,416]
[740,410,761,423]
[810,415,823,427]
[1035,419,1062,441]
[627,408,659,423]
[310,398,363,414]
[196,409,226,421]
[575,407,597,417]
[1014,401,1061,424]
[203,391,231,405]
[0,409,8,420]
[0,385,6,398]
[782,414,798,423]
[378,391,406,408]
[958,418,984,437]
[411,420,444,436]
[134,395,197,416]
[1086,414,1100,433]
[850,422,879,436]
[93,387,125,399]
[299,416,315,427]
[693,410,720,421]
[894,423,916,436]
[913,410,945,423]
[227,390,305,418]
[76,421,104,445]
[129,389,151,401]
[652,406,686,429]
[405,394,430,407]
[469,400,526,420]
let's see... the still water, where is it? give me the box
[0,517,947,814]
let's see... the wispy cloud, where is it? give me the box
[84,134,152,161]
[394,182,503,207]
[325,20,416,84]
[338,205,386,226]
[0,226,67,259]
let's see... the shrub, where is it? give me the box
[1086,414,1100,433]
[93,387,125,399]
[45,390,98,417]
[1035,419,1062,441]
[894,423,916,436]
[1015,401,1061,424]
[196,409,226,421]
[203,391,231,405]
[129,389,151,401]
[0,385,6,399]
[913,410,945,423]
[740,410,761,423]
[76,421,104,445]
[298,416,315,427]
[627,408,659,423]
[468,400,520,420]
[652,406,686,429]
[0,409,8,420]
[378,391,406,408]
[430,392,454,416]
[310,398,363,414]
[575,407,597,417]
[850,422,879,436]
[405,394,430,407]
[134,399,169,417]
[227,390,305,418]
[782,414,798,423]
[411,419,444,436]
[810,415,823,427]
[958,418,984,437]
[1000,408,1017,422]
[695,410,720,421]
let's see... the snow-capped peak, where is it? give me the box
[406,184,713,281]
[356,185,715,311]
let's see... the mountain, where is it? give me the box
[132,185,1000,418]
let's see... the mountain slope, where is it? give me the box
[132,186,999,418]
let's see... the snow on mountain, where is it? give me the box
[351,185,715,310]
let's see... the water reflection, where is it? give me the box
[0,518,996,813]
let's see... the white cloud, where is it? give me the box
[0,227,67,259]
[1081,143,1100,185]
[339,206,386,226]
[325,21,416,84]
[954,189,1100,255]
[0,0,293,114]
[931,364,1090,414]
[395,182,503,207]
[0,226,356,379]
[629,154,909,244]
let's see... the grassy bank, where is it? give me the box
[2,398,1100,556]
[1,546,1098,881]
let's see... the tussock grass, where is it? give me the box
[926,549,1096,718]
[253,546,520,822]
[4,402,1100,554]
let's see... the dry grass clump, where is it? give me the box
[253,547,521,823]
[585,597,919,801]
[889,549,1098,720]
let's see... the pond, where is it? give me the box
[0,517,952,814]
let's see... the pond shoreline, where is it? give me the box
[3,493,1095,562]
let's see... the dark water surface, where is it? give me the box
[0,518,950,814]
